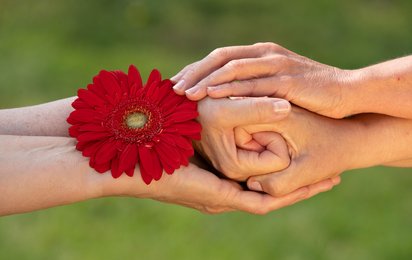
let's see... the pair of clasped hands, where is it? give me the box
[154,42,353,214]
[143,42,411,215]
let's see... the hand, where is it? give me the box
[172,42,355,119]
[195,96,291,181]
[112,161,341,215]
[235,106,360,196]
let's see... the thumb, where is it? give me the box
[247,164,304,197]
[236,132,291,178]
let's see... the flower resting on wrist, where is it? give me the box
[67,65,201,184]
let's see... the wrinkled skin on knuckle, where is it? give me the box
[225,60,240,71]
[209,47,229,60]
[181,67,197,82]
[249,99,269,123]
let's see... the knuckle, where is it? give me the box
[263,178,285,197]
[225,60,241,70]
[246,79,258,94]
[272,54,289,64]
[250,99,270,122]
[181,67,196,81]
[210,47,228,59]
[255,42,282,52]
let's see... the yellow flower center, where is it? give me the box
[125,112,148,129]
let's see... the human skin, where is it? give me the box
[0,97,341,216]
[0,135,340,216]
[0,96,293,180]
[171,42,412,119]
[237,107,412,196]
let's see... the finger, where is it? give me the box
[207,77,278,98]
[174,45,268,98]
[248,163,341,197]
[273,177,341,211]
[185,56,281,100]
[236,132,290,178]
[214,97,291,126]
[171,62,199,83]
[234,127,265,152]
[230,186,310,215]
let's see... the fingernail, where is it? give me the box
[185,87,199,95]
[173,80,185,91]
[273,100,291,113]
[248,181,263,192]
[170,75,179,82]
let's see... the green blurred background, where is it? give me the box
[0,0,411,259]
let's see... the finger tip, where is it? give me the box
[247,180,263,192]
[273,100,291,115]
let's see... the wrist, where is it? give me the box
[338,68,373,117]
[83,162,150,199]
[332,117,368,171]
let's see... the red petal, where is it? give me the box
[82,141,104,157]
[94,140,119,165]
[149,80,173,103]
[164,134,193,151]
[67,109,103,124]
[111,154,123,178]
[164,121,202,136]
[186,133,202,140]
[128,65,143,89]
[77,131,112,143]
[118,144,139,176]
[72,99,91,109]
[99,70,121,96]
[177,100,197,111]
[145,69,161,87]
[138,146,163,184]
[78,124,107,132]
[139,164,153,185]
[154,141,180,169]
[161,94,185,115]
[165,110,199,125]
[88,82,107,100]
[68,125,80,137]
[154,144,177,174]
[77,88,106,108]
[179,150,190,166]
[144,81,161,102]
[94,162,111,173]
[140,146,163,181]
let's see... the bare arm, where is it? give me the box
[0,97,75,136]
[348,56,412,118]
[0,135,337,216]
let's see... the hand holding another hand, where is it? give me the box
[172,42,356,119]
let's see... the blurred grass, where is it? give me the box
[0,0,411,259]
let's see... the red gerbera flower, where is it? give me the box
[67,65,201,184]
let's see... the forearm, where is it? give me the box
[347,114,412,169]
[346,55,412,119]
[0,97,75,136]
[0,135,123,216]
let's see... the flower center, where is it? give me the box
[126,112,147,129]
